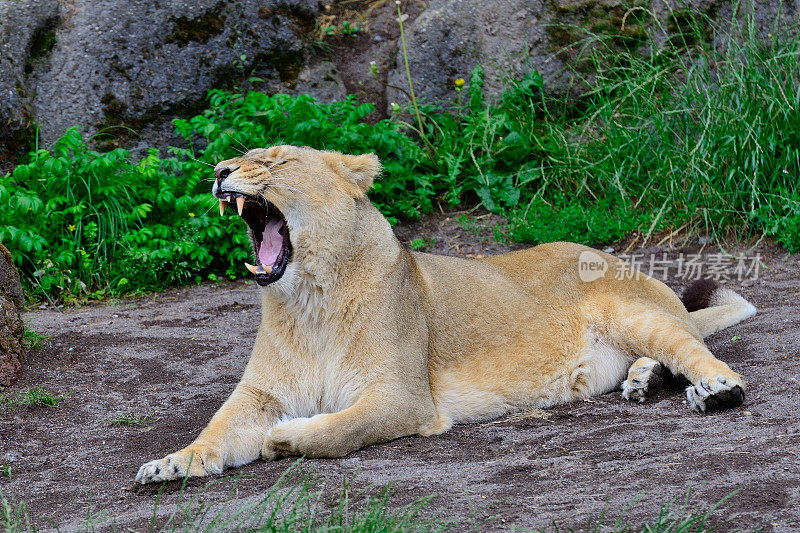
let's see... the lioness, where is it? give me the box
[136,145,756,484]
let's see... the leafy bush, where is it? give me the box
[0,131,249,300]
[173,91,436,221]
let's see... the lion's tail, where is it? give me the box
[682,279,757,338]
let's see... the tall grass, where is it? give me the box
[0,465,454,532]
[513,3,800,247]
[0,490,32,532]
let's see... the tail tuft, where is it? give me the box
[682,279,719,312]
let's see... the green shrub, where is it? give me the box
[173,91,436,221]
[0,69,557,301]
[0,131,249,300]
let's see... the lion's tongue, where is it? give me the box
[258,219,284,266]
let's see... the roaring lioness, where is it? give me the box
[136,145,756,483]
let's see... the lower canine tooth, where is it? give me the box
[264,265,273,274]
[236,196,245,215]
[219,199,226,216]
[244,262,258,274]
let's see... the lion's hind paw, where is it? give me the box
[686,375,744,413]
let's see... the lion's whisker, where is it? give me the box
[188,156,214,168]
[273,183,310,195]
[229,135,250,155]
[201,203,216,217]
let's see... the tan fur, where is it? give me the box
[135,146,757,483]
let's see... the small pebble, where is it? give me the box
[4,451,20,463]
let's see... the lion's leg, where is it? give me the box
[136,383,280,484]
[609,303,744,413]
[262,389,429,460]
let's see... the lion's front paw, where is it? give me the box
[135,446,222,484]
[621,357,665,403]
[686,374,745,413]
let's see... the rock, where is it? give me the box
[0,0,60,171]
[0,243,24,389]
[385,0,800,109]
[2,0,795,160]
[0,0,323,151]
[386,0,551,109]
[243,58,348,103]
[291,60,348,103]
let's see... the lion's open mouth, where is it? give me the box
[216,193,292,286]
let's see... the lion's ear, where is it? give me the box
[322,152,381,196]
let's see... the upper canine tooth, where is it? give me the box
[236,196,245,215]
[219,199,226,216]
[244,262,258,274]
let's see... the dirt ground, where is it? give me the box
[2,214,799,531]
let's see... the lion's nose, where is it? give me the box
[214,167,232,181]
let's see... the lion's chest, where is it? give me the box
[281,360,364,418]
[249,316,368,419]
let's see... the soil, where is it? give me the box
[2,213,799,532]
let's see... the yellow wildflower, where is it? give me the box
[454,78,466,88]
[188,212,195,217]
[68,224,76,232]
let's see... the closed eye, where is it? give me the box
[268,160,294,170]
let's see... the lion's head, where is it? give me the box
[212,145,381,287]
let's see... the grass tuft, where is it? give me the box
[2,387,65,410]
[410,238,436,251]
[539,488,745,532]
[0,489,32,533]
[105,410,157,427]
[21,328,50,351]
